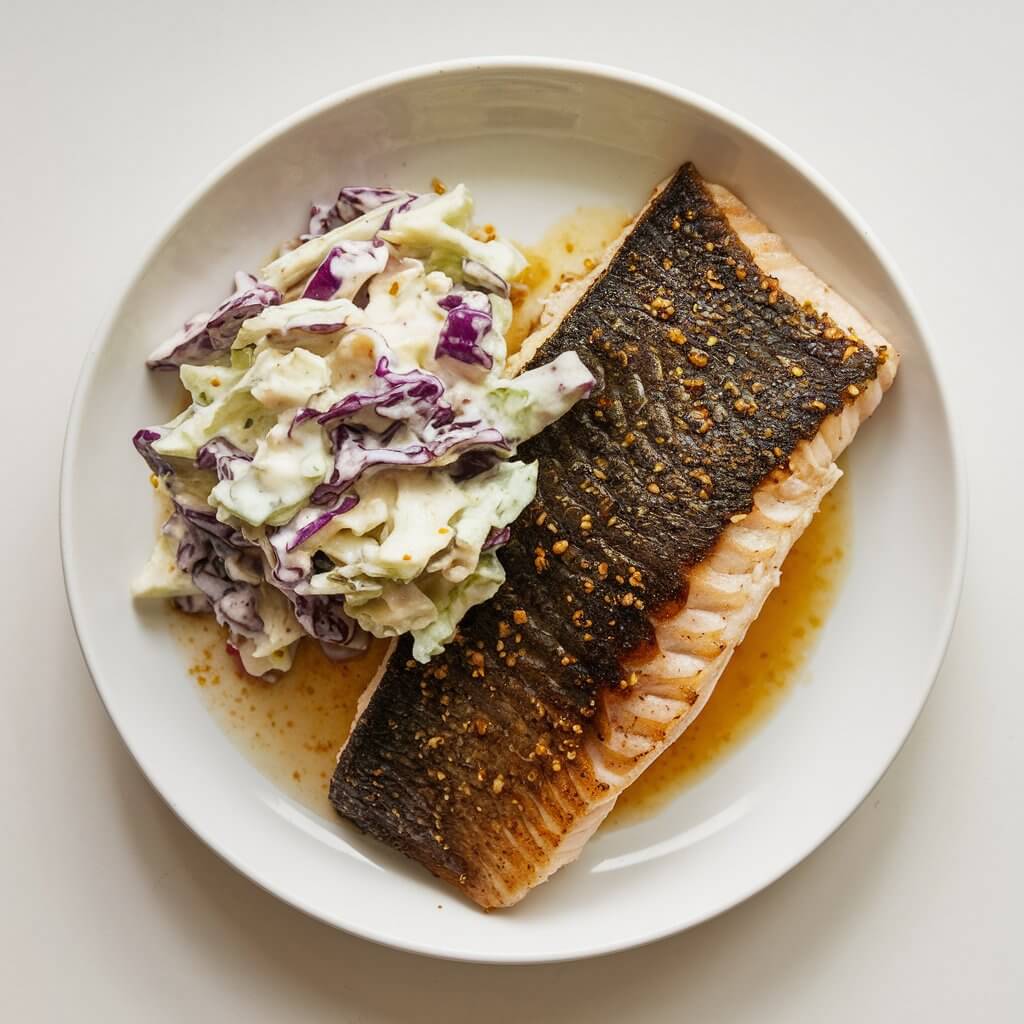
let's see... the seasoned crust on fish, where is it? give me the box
[330,164,898,908]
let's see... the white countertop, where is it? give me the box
[3,1,1020,1019]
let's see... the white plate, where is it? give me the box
[60,58,966,963]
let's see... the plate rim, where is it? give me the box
[59,56,969,963]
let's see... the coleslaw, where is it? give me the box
[133,184,594,677]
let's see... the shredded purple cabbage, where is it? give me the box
[482,525,511,551]
[336,187,418,224]
[288,406,322,435]
[135,429,251,492]
[379,193,421,231]
[195,437,252,482]
[193,572,264,635]
[270,307,357,339]
[435,292,493,369]
[302,187,420,241]
[301,240,388,302]
[147,273,281,370]
[291,593,363,651]
[168,502,264,637]
[133,428,367,661]
[286,495,359,551]
[449,449,501,481]
[311,420,509,511]
[266,551,308,588]
[269,354,509,551]
[304,319,353,334]
[261,512,366,660]
[320,635,370,662]
[310,428,418,506]
[176,502,254,559]
[306,201,343,238]
[133,428,213,498]
[132,428,170,476]
[316,357,449,432]
[165,496,370,665]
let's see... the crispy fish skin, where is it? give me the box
[330,164,894,907]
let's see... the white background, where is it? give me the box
[3,1,1021,1019]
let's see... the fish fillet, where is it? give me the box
[329,163,898,908]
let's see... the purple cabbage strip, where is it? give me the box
[167,502,265,638]
[435,291,494,369]
[301,239,388,302]
[288,406,322,436]
[374,353,444,391]
[147,273,282,370]
[132,428,171,477]
[267,555,307,589]
[449,449,500,481]
[309,428,430,506]
[286,495,359,551]
[320,634,370,662]
[482,525,511,551]
[306,201,343,239]
[316,357,449,432]
[174,502,259,578]
[302,188,420,240]
[303,319,353,334]
[166,496,371,665]
[265,490,358,583]
[134,427,215,496]
[135,429,250,494]
[136,424,378,666]
[462,258,509,298]
[335,187,418,224]
[195,437,252,482]
[191,571,264,636]
[291,593,361,649]
[264,516,368,658]
[379,193,421,231]
[311,420,509,511]
[315,353,509,506]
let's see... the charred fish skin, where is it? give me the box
[331,163,881,903]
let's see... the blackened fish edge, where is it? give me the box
[330,164,880,898]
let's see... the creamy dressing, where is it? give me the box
[213,416,331,527]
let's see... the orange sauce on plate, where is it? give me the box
[172,619,389,817]
[507,205,632,353]
[605,475,849,826]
